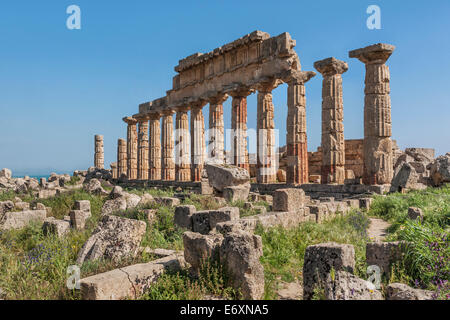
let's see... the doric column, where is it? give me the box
[314,58,348,184]
[256,82,278,184]
[175,108,191,181]
[148,113,161,180]
[286,71,316,185]
[230,89,252,171]
[123,117,138,180]
[94,135,104,169]
[208,95,227,164]
[137,117,149,180]
[161,111,175,181]
[190,103,206,181]
[117,138,127,179]
[110,163,118,179]
[349,43,395,185]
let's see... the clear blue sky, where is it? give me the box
[1,0,449,176]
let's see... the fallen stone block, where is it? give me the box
[209,207,240,231]
[0,210,47,230]
[183,231,223,272]
[76,215,146,265]
[156,197,181,207]
[303,242,355,300]
[359,198,373,211]
[324,270,383,300]
[101,198,127,215]
[220,231,264,300]
[407,207,423,221]
[174,205,196,229]
[308,204,328,223]
[75,200,91,214]
[0,168,12,179]
[0,200,14,215]
[42,217,70,237]
[386,283,435,300]
[70,210,89,230]
[38,189,57,199]
[80,254,185,300]
[205,163,250,192]
[273,188,305,212]
[366,242,406,278]
[223,185,250,202]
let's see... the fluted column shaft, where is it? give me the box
[208,96,226,164]
[137,120,149,180]
[94,135,104,169]
[287,82,308,184]
[349,44,395,185]
[191,106,205,181]
[123,117,138,180]
[257,86,276,184]
[161,112,175,181]
[231,94,249,171]
[175,109,191,181]
[149,114,161,180]
[314,58,348,184]
[117,138,127,179]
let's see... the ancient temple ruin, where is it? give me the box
[112,31,395,193]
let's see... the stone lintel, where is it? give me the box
[349,43,395,64]
[314,57,348,76]
[122,116,138,125]
[284,70,316,85]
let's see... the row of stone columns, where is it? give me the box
[117,43,394,186]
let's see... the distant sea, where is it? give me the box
[12,174,51,180]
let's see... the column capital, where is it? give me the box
[148,112,161,120]
[161,109,175,117]
[134,114,150,122]
[208,93,228,105]
[314,57,348,76]
[123,116,138,125]
[255,78,283,93]
[174,105,190,113]
[349,43,395,64]
[226,85,253,98]
[285,71,316,85]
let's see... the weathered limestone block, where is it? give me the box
[407,207,423,221]
[174,205,196,229]
[386,283,435,300]
[208,207,240,231]
[175,109,191,181]
[223,185,250,202]
[286,72,315,184]
[42,217,70,237]
[308,204,328,223]
[359,197,373,210]
[149,114,162,180]
[123,117,138,180]
[349,43,395,185]
[0,200,14,215]
[117,138,127,180]
[80,254,185,300]
[303,242,355,300]
[0,210,47,230]
[0,168,12,179]
[183,231,223,272]
[76,215,146,265]
[155,196,180,207]
[101,198,127,215]
[137,119,149,180]
[38,189,57,199]
[324,270,383,300]
[220,231,264,300]
[162,111,175,181]
[70,210,89,230]
[75,200,91,215]
[83,178,107,195]
[205,163,250,193]
[366,241,405,278]
[14,201,30,211]
[314,57,348,185]
[391,162,427,192]
[208,95,227,164]
[94,135,104,169]
[273,188,305,212]
[430,153,450,186]
[190,105,206,181]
